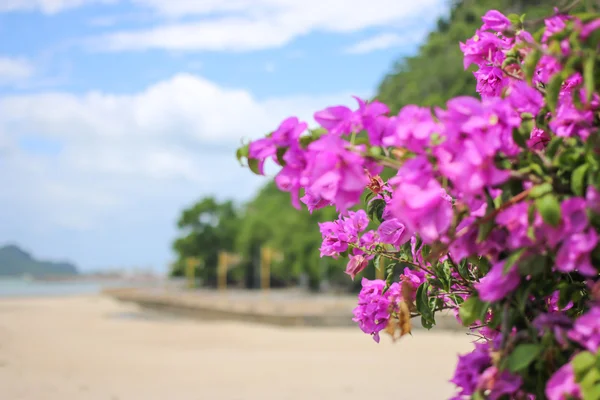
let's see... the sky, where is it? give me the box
[0,0,449,273]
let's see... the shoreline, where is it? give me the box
[103,287,466,330]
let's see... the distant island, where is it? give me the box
[0,244,79,277]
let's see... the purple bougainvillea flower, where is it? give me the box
[507,80,545,116]
[305,135,369,212]
[450,342,491,398]
[481,10,511,32]
[345,251,371,280]
[555,228,598,276]
[271,117,307,147]
[533,312,572,347]
[527,127,551,150]
[383,105,441,152]
[475,260,520,302]
[377,218,410,247]
[352,278,400,343]
[568,306,600,352]
[474,66,507,98]
[586,185,600,214]
[546,363,581,400]
[478,366,523,400]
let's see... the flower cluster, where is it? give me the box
[237,6,600,400]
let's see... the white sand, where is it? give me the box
[0,295,474,400]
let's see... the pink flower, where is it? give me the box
[568,306,600,352]
[377,218,411,247]
[475,260,521,302]
[474,66,508,98]
[383,105,441,152]
[555,228,598,277]
[352,278,399,342]
[586,185,600,214]
[305,135,369,211]
[389,178,453,243]
[345,252,370,280]
[481,10,511,32]
[527,128,550,150]
[546,363,581,400]
[313,105,360,136]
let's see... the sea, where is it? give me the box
[0,278,153,298]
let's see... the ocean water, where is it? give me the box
[0,278,133,298]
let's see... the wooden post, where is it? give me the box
[218,252,228,291]
[185,257,197,289]
[260,247,272,293]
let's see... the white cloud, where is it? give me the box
[0,57,34,85]
[344,32,416,54]
[0,73,360,235]
[0,0,115,14]
[92,0,445,52]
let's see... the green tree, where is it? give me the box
[235,182,354,291]
[171,197,240,285]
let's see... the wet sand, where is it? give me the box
[0,295,473,400]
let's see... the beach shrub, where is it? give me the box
[237,7,600,399]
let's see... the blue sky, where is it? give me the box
[0,0,448,272]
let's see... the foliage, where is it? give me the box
[377,0,564,113]
[234,182,352,290]
[236,4,600,399]
[171,188,360,290]
[170,197,240,284]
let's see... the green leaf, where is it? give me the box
[507,13,521,26]
[458,259,470,280]
[507,344,542,373]
[477,220,495,243]
[546,72,565,112]
[367,199,386,222]
[275,147,287,166]
[309,127,327,138]
[524,49,542,84]
[573,351,596,380]
[572,164,590,196]
[546,137,564,158]
[513,127,529,148]
[535,194,561,227]
[502,57,519,69]
[503,248,525,275]
[584,51,596,103]
[458,295,485,327]
[581,384,600,400]
[248,158,262,175]
[416,282,435,329]
[529,183,553,199]
[518,254,548,277]
[236,144,249,165]
[373,254,382,271]
[472,391,485,400]
[420,316,434,330]
[368,146,382,157]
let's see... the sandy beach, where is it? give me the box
[0,295,473,400]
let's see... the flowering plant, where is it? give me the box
[236,8,600,400]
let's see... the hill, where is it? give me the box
[0,245,79,277]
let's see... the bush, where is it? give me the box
[237,8,600,400]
